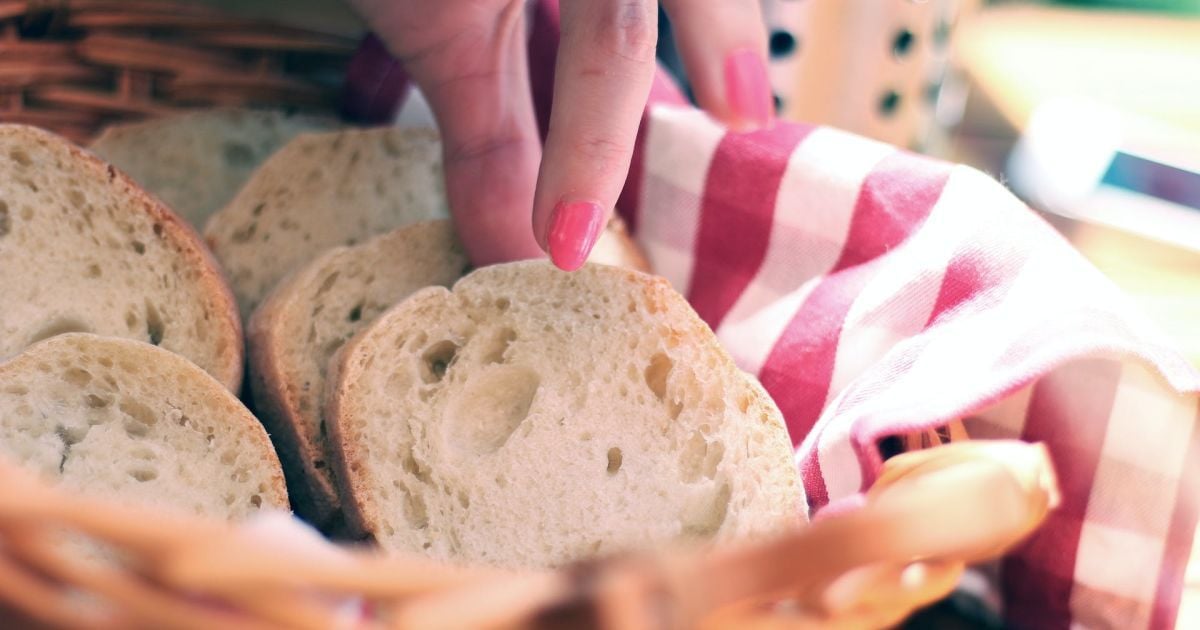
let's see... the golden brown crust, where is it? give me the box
[3,124,243,393]
[246,279,342,528]
[592,217,652,273]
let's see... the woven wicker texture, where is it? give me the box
[0,0,354,144]
[0,440,1057,630]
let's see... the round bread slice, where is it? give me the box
[90,108,337,229]
[326,262,802,568]
[203,126,450,319]
[0,124,242,391]
[248,220,469,529]
[0,334,287,519]
[249,219,651,530]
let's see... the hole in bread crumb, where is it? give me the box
[607,447,623,475]
[682,482,731,539]
[399,483,428,529]
[63,368,91,387]
[119,399,156,436]
[401,448,432,483]
[457,491,470,509]
[129,468,158,482]
[67,188,85,208]
[231,222,257,243]
[644,353,672,402]
[3,385,28,395]
[123,420,150,438]
[250,494,262,508]
[145,301,165,346]
[495,298,510,311]
[316,272,339,296]
[481,328,516,365]
[10,149,31,167]
[444,365,539,456]
[85,263,101,278]
[0,200,8,237]
[420,340,459,384]
[679,431,724,483]
[30,318,91,344]
[347,303,364,323]
[131,241,146,255]
[84,393,111,408]
[153,223,163,237]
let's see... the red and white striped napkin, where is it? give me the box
[345,3,1200,627]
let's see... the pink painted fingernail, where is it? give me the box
[724,48,773,130]
[547,201,604,272]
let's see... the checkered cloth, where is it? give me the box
[346,2,1200,627]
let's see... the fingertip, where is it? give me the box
[546,200,605,271]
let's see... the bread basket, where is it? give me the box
[0,0,353,145]
[0,438,1057,629]
[0,3,1062,628]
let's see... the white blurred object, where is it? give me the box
[1007,98,1200,252]
[1007,98,1124,210]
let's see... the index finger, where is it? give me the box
[531,0,658,271]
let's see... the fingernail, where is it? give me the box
[547,201,604,272]
[724,48,773,130]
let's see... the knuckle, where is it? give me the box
[592,1,657,64]
[571,133,630,169]
[445,133,528,166]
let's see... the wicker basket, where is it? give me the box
[0,4,1060,627]
[0,0,355,144]
[0,440,1057,630]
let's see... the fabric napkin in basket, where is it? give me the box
[345,2,1200,628]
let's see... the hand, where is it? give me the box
[351,0,771,270]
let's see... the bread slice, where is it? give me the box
[247,220,469,528]
[0,334,287,520]
[89,109,336,228]
[203,127,450,319]
[248,217,650,529]
[326,262,801,568]
[0,124,243,391]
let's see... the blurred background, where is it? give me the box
[683,0,1200,371]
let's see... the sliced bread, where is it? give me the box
[248,218,651,529]
[89,109,337,228]
[248,220,469,527]
[203,127,449,319]
[0,124,243,391]
[0,334,287,519]
[326,262,802,568]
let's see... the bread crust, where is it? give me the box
[0,124,243,392]
[247,271,343,528]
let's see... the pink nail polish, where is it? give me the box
[547,201,604,272]
[724,48,773,130]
